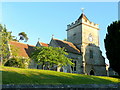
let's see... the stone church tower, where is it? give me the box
[66,13,107,75]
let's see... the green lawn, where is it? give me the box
[1,66,120,85]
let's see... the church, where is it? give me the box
[8,12,107,76]
[48,13,107,76]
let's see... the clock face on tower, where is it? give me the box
[88,34,93,42]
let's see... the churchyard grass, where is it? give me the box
[2,66,120,85]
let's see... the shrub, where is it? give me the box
[5,57,30,68]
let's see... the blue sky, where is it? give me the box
[2,2,118,64]
[118,1,120,20]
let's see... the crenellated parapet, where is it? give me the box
[82,18,99,29]
[67,19,81,30]
[67,16,99,30]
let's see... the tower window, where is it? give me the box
[90,50,93,58]
[74,61,76,71]
[71,60,77,72]
[73,33,76,36]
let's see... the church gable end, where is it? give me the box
[50,38,81,54]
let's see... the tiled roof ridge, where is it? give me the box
[53,38,74,46]
[53,38,80,52]
[38,41,48,47]
[40,42,48,44]
[9,41,35,47]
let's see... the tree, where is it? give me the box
[0,24,13,65]
[0,24,29,66]
[18,32,28,42]
[31,46,73,71]
[63,38,67,41]
[104,21,120,75]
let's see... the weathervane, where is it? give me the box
[81,8,85,14]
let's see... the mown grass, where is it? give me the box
[1,66,120,85]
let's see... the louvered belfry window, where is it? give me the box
[90,50,93,59]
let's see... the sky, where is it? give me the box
[118,1,120,20]
[2,2,119,64]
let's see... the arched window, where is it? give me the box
[37,65,39,69]
[90,70,95,75]
[74,61,76,71]
[71,60,77,72]
[60,67,63,72]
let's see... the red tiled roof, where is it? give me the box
[40,42,48,47]
[9,41,35,58]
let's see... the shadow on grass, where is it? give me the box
[2,70,120,85]
[109,75,120,79]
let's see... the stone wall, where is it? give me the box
[67,25,82,46]
[29,60,37,69]
[68,53,83,74]
[2,84,120,89]
[82,18,99,47]
[84,45,107,75]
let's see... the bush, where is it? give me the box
[5,57,30,68]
